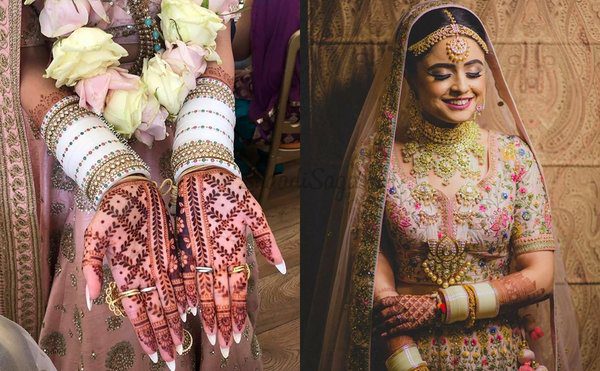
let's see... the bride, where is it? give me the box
[309,1,582,370]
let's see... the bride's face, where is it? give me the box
[411,36,486,126]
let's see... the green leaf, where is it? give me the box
[201,0,209,8]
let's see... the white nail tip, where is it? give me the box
[166,360,176,371]
[233,332,242,344]
[276,261,287,274]
[208,333,216,346]
[220,346,230,359]
[180,312,187,322]
[190,307,197,316]
[176,344,184,355]
[149,352,158,363]
[85,285,92,311]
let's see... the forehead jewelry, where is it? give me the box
[408,10,489,60]
[444,10,469,63]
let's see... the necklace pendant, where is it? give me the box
[422,236,472,288]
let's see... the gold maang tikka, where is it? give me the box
[407,9,489,63]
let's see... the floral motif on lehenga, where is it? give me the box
[383,132,555,368]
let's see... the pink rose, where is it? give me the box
[134,95,168,147]
[39,0,108,38]
[74,67,140,114]
[162,41,209,88]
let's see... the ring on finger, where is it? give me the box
[195,266,213,273]
[140,286,157,294]
[229,263,251,280]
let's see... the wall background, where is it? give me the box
[303,0,600,369]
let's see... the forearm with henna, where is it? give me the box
[490,271,549,308]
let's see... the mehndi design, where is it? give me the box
[374,295,438,336]
[176,168,285,358]
[82,179,186,367]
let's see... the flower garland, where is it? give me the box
[25,0,241,147]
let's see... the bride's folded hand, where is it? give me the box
[175,168,285,358]
[373,294,437,337]
[82,178,186,368]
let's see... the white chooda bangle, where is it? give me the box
[41,97,150,207]
[438,285,469,324]
[385,344,427,371]
[172,77,240,182]
[471,281,500,319]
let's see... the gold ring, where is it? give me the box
[229,263,251,280]
[181,329,193,355]
[118,288,141,299]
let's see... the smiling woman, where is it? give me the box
[308,2,582,371]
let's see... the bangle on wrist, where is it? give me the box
[438,285,469,324]
[471,281,499,319]
[173,77,240,182]
[385,344,428,371]
[42,98,150,208]
[463,284,477,328]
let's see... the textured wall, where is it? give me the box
[305,0,600,369]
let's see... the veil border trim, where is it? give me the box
[0,0,43,336]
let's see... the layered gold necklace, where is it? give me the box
[402,118,484,185]
[402,115,484,288]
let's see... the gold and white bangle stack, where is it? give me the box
[438,285,469,324]
[385,344,428,371]
[172,77,240,182]
[41,96,150,207]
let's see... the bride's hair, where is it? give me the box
[405,7,488,76]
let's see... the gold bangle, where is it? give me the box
[463,284,477,328]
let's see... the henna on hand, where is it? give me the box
[82,180,185,363]
[490,271,548,307]
[176,169,284,357]
[374,294,437,336]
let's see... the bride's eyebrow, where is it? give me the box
[427,63,455,71]
[464,59,484,67]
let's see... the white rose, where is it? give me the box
[159,0,225,50]
[142,55,189,115]
[44,27,128,87]
[103,81,147,137]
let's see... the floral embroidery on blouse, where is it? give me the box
[384,132,555,285]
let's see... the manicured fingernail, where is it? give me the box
[166,360,176,371]
[275,261,287,274]
[149,352,158,363]
[220,346,230,359]
[233,332,241,344]
[176,343,184,355]
[190,307,197,316]
[207,333,216,346]
[85,285,92,311]
[180,312,187,322]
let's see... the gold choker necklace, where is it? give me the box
[402,118,484,185]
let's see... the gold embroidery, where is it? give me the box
[60,225,75,263]
[251,334,262,360]
[105,341,135,371]
[159,150,174,180]
[70,273,78,288]
[50,202,66,215]
[106,315,123,331]
[73,306,84,342]
[40,332,67,356]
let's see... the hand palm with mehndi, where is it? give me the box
[82,179,187,367]
[175,168,285,358]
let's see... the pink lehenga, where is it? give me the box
[308,1,582,370]
[7,3,262,370]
